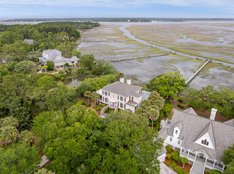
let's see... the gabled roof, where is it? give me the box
[43,49,62,60]
[224,119,234,126]
[183,107,198,116]
[174,121,183,130]
[102,81,142,97]
[194,122,216,148]
[159,108,234,161]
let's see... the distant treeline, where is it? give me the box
[1,18,234,23]
[0,22,99,61]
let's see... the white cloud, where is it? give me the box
[0,0,233,7]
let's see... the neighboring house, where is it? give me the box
[39,49,79,69]
[159,107,234,173]
[23,39,34,45]
[97,78,149,112]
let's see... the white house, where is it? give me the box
[39,49,79,69]
[159,107,234,173]
[97,78,149,113]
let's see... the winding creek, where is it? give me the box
[119,25,234,68]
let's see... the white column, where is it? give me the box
[213,159,216,167]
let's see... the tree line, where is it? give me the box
[0,22,99,62]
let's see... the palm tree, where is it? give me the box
[90,92,100,108]
[84,91,92,105]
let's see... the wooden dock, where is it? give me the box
[185,59,211,85]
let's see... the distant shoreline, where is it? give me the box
[1,18,234,23]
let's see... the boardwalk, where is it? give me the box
[185,60,210,84]
[108,53,169,63]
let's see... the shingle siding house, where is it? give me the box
[159,107,234,173]
[97,78,148,113]
[39,49,79,69]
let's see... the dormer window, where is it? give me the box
[175,130,178,134]
[201,139,209,146]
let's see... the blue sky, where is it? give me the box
[0,0,233,19]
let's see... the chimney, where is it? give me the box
[210,108,217,120]
[127,79,131,85]
[119,78,125,83]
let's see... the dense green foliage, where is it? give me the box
[77,54,117,79]
[46,61,54,71]
[147,72,186,100]
[0,117,39,174]
[78,74,120,96]
[32,104,162,174]
[223,145,234,174]
[181,86,234,117]
[0,142,39,174]
[0,72,78,129]
[137,92,165,128]
[0,22,99,62]
[0,22,166,174]
[165,145,189,174]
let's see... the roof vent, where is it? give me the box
[119,77,125,83]
[210,108,217,120]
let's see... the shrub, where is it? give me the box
[166,145,173,154]
[171,161,177,168]
[167,153,172,160]
[172,151,180,162]
[180,157,188,167]
[46,61,54,71]
[174,167,187,174]
[208,170,221,174]
[178,98,184,103]
[177,103,185,109]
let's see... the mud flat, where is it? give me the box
[78,23,164,61]
[112,55,201,83]
[190,66,234,89]
[128,22,234,64]
[78,22,234,89]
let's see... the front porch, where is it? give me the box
[180,148,225,173]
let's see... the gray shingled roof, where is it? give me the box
[159,109,234,161]
[102,81,142,97]
[43,49,62,60]
[183,107,198,116]
[224,119,234,126]
[39,50,79,66]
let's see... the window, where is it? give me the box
[124,98,126,102]
[201,139,209,146]
[105,98,108,103]
[120,96,123,101]
[102,91,104,95]
[175,130,178,134]
[105,92,107,96]
[117,96,119,100]
[124,104,126,109]
[108,93,110,96]
[178,140,180,144]
[120,103,123,108]
[170,137,172,141]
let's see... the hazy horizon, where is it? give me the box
[0,0,233,19]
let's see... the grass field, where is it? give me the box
[78,23,165,61]
[128,22,234,64]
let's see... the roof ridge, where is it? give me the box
[210,122,216,149]
[175,109,234,128]
[193,122,211,143]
